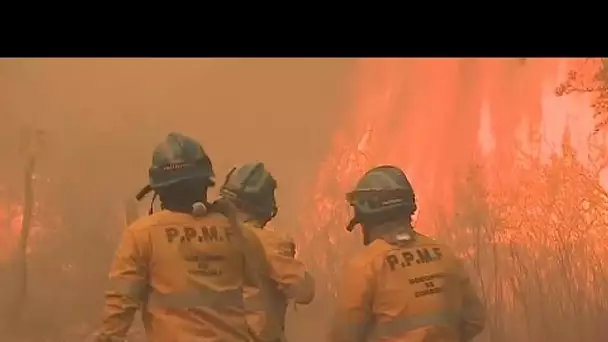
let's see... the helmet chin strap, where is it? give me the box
[345,217,359,232]
[345,218,373,245]
[136,184,152,201]
[135,185,157,215]
[148,193,158,215]
[260,208,277,229]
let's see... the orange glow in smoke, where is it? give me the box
[300,58,608,303]
[0,197,46,262]
[0,204,25,262]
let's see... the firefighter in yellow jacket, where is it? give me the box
[95,133,269,342]
[329,165,486,342]
[219,162,315,342]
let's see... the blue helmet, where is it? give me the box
[136,132,214,201]
[220,162,278,224]
[345,165,416,232]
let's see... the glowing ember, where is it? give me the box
[301,58,608,341]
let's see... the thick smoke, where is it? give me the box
[0,58,354,340]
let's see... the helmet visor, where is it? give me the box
[346,188,412,204]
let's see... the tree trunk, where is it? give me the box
[7,156,36,330]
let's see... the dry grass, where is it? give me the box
[436,149,608,342]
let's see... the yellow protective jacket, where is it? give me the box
[329,229,486,342]
[98,209,270,342]
[243,222,315,342]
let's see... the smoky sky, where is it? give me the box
[0,58,355,229]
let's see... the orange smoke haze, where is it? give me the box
[0,58,353,340]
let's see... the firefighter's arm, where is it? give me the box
[455,259,486,341]
[328,257,374,342]
[267,234,315,304]
[97,228,149,341]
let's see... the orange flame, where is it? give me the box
[300,58,608,306]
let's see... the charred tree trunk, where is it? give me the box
[1,127,46,335]
[8,155,36,329]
